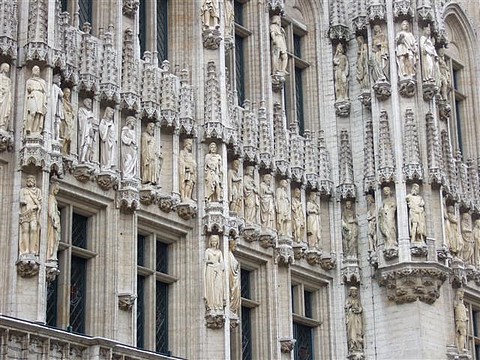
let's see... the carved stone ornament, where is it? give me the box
[438,99,451,122]
[267,0,284,15]
[403,109,423,181]
[202,28,222,50]
[0,129,13,152]
[45,262,60,283]
[377,111,395,184]
[117,179,140,213]
[272,73,286,92]
[73,163,97,183]
[305,249,323,266]
[318,131,334,197]
[16,258,40,278]
[373,81,392,101]
[377,264,448,304]
[242,223,261,243]
[450,257,467,289]
[348,350,366,360]
[367,2,386,22]
[363,119,375,193]
[280,338,296,353]
[205,311,225,329]
[423,82,438,101]
[425,112,444,184]
[417,1,434,23]
[410,244,428,257]
[328,25,350,42]
[121,29,140,111]
[176,202,197,220]
[319,252,337,270]
[139,186,159,206]
[342,259,361,285]
[20,135,47,170]
[97,170,119,191]
[383,247,399,260]
[158,195,176,213]
[275,238,294,266]
[260,229,276,249]
[203,203,226,234]
[334,100,351,117]
[122,0,139,17]
[118,293,137,311]
[337,130,356,200]
[358,92,371,109]
[398,78,416,98]
[292,242,307,261]
[393,0,414,19]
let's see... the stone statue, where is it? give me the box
[395,20,418,79]
[454,288,468,351]
[47,181,61,261]
[204,235,224,313]
[419,26,438,83]
[445,205,462,257]
[306,192,321,249]
[370,25,389,82]
[60,88,74,155]
[99,106,116,170]
[291,188,305,243]
[473,219,480,267]
[19,175,42,257]
[228,240,241,316]
[205,142,223,202]
[345,286,364,353]
[141,122,162,185]
[270,15,288,75]
[78,98,98,163]
[461,213,474,265]
[276,179,291,237]
[366,194,377,252]
[50,74,64,140]
[379,186,397,249]
[356,35,370,91]
[342,200,358,258]
[0,63,12,131]
[121,116,138,179]
[200,0,219,30]
[24,65,47,135]
[333,43,349,101]
[243,166,259,223]
[438,48,451,100]
[405,183,426,245]
[260,173,275,229]
[179,138,196,202]
[228,159,242,213]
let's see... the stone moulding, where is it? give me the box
[377,263,448,304]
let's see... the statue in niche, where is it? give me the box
[366,194,377,252]
[228,240,241,316]
[78,98,98,163]
[306,192,321,249]
[204,235,225,313]
[50,74,64,140]
[228,159,242,213]
[121,116,138,179]
[19,175,42,258]
[260,173,275,229]
[24,65,47,135]
[243,166,259,223]
[333,43,349,101]
[0,63,12,131]
[179,138,196,202]
[200,0,219,30]
[379,186,397,249]
[461,213,474,265]
[60,88,74,155]
[370,25,389,82]
[356,35,370,91]
[405,183,426,245]
[205,142,223,202]
[141,122,162,185]
[276,179,291,237]
[473,219,480,267]
[438,48,451,100]
[291,188,305,243]
[395,20,418,79]
[47,181,61,261]
[345,286,364,353]
[445,205,462,257]
[99,106,116,170]
[420,25,438,84]
[454,288,468,351]
[342,200,358,258]
[270,15,288,75]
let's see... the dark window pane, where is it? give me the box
[295,67,305,135]
[455,99,463,155]
[137,275,145,349]
[72,213,88,249]
[235,34,245,106]
[293,34,302,58]
[156,281,169,355]
[473,310,480,336]
[137,234,145,267]
[156,241,168,273]
[46,276,58,327]
[139,0,147,55]
[61,0,68,12]
[156,0,168,62]
[453,68,460,91]
[241,269,250,299]
[304,291,312,318]
[294,322,313,360]
[78,0,92,28]
[69,256,86,334]
[234,1,243,26]
[241,306,252,360]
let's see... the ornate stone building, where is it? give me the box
[0,0,479,359]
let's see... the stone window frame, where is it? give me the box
[463,295,480,358]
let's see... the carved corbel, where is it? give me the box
[122,0,139,17]
[118,293,137,311]
[117,179,140,213]
[16,257,40,278]
[279,338,296,353]
[203,202,226,234]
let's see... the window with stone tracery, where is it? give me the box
[463,297,480,359]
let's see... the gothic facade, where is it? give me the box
[0,0,479,359]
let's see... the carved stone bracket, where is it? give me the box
[97,170,119,190]
[450,257,467,288]
[417,4,434,23]
[16,257,40,278]
[202,28,222,50]
[410,244,428,257]
[305,249,323,266]
[275,236,294,266]
[348,350,366,360]
[117,179,140,212]
[242,224,261,243]
[393,0,414,20]
[20,135,47,170]
[368,251,379,268]
[203,202,226,234]
[279,338,296,353]
[358,92,371,109]
[292,243,307,261]
[438,99,451,121]
[373,81,391,100]
[267,0,284,15]
[23,42,51,65]
[118,293,137,311]
[342,259,361,285]
[0,129,13,152]
[158,195,177,213]
[260,229,277,249]
[45,262,60,283]
[422,82,438,101]
[377,263,448,304]
[73,163,97,183]
[205,310,225,329]
[398,78,416,98]
[272,73,286,92]
[319,252,337,270]
[176,202,197,220]
[334,100,351,117]
[352,16,368,33]
[50,142,64,177]
[383,247,399,260]
[122,0,139,17]
[446,345,471,360]
[139,186,160,206]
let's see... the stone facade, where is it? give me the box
[0,0,480,359]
